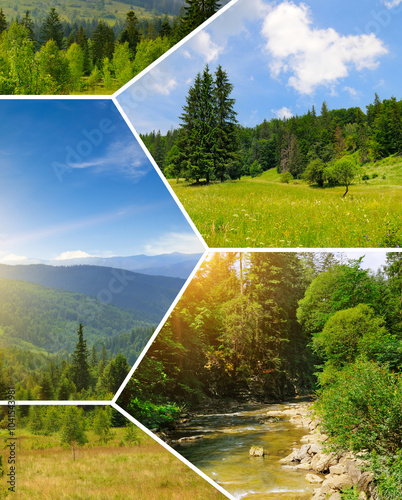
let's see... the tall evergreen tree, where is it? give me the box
[91,21,115,68]
[119,11,141,58]
[40,8,64,50]
[75,26,91,75]
[212,65,238,181]
[180,0,221,36]
[0,8,6,36]
[71,324,90,392]
[20,11,35,41]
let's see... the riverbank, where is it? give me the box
[278,404,375,500]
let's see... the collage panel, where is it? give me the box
[0,99,205,402]
[0,0,234,95]
[117,250,402,500]
[0,402,228,499]
[117,0,402,249]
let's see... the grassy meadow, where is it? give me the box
[0,427,224,499]
[171,159,402,248]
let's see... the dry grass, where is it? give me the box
[0,429,224,499]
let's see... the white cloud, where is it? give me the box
[382,0,402,6]
[189,31,224,63]
[68,140,151,181]
[144,232,204,255]
[54,250,94,260]
[0,254,28,263]
[272,106,293,119]
[343,86,358,98]
[261,1,388,95]
[151,77,177,96]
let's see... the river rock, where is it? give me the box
[305,473,324,484]
[279,449,298,463]
[321,473,354,492]
[178,435,204,443]
[266,410,284,417]
[310,452,338,472]
[310,443,323,454]
[329,464,344,475]
[328,493,342,500]
[296,463,312,470]
[249,446,265,457]
[296,444,311,461]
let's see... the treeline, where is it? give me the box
[0,324,132,401]
[0,1,222,94]
[143,67,402,186]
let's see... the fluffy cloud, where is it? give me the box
[261,1,388,94]
[0,254,28,263]
[189,31,224,63]
[272,106,293,119]
[54,250,94,260]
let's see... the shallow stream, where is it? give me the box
[172,402,314,500]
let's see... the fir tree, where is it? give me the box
[119,11,141,58]
[75,26,91,75]
[20,11,34,41]
[0,8,7,35]
[40,8,64,50]
[71,324,90,392]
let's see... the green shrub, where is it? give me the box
[280,171,294,184]
[317,360,402,455]
[372,450,402,500]
[340,486,360,499]
[372,173,379,179]
[250,160,263,178]
[362,174,370,180]
[126,398,181,429]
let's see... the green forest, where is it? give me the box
[119,252,402,499]
[0,1,222,94]
[144,66,402,187]
[0,277,156,400]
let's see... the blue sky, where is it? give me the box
[0,100,204,263]
[118,0,402,134]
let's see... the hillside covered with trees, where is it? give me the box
[0,1,224,94]
[0,261,185,400]
[119,252,402,498]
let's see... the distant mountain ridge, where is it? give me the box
[2,252,202,279]
[0,264,184,323]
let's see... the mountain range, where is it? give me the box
[2,252,203,279]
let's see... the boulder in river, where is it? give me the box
[249,446,265,457]
[178,435,204,443]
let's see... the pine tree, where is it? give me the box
[119,11,141,58]
[75,26,91,75]
[71,324,90,392]
[0,8,7,35]
[212,65,238,181]
[91,21,115,68]
[20,11,34,41]
[40,8,64,49]
[180,0,221,36]
[61,406,88,460]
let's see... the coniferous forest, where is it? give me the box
[0,1,224,94]
[119,252,402,499]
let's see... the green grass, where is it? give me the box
[0,427,224,499]
[171,162,402,248]
[2,0,159,26]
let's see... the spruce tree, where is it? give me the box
[20,10,34,41]
[180,0,221,37]
[0,8,7,35]
[212,65,238,181]
[71,324,90,392]
[40,8,64,50]
[91,21,115,68]
[119,11,141,58]
[75,26,91,75]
